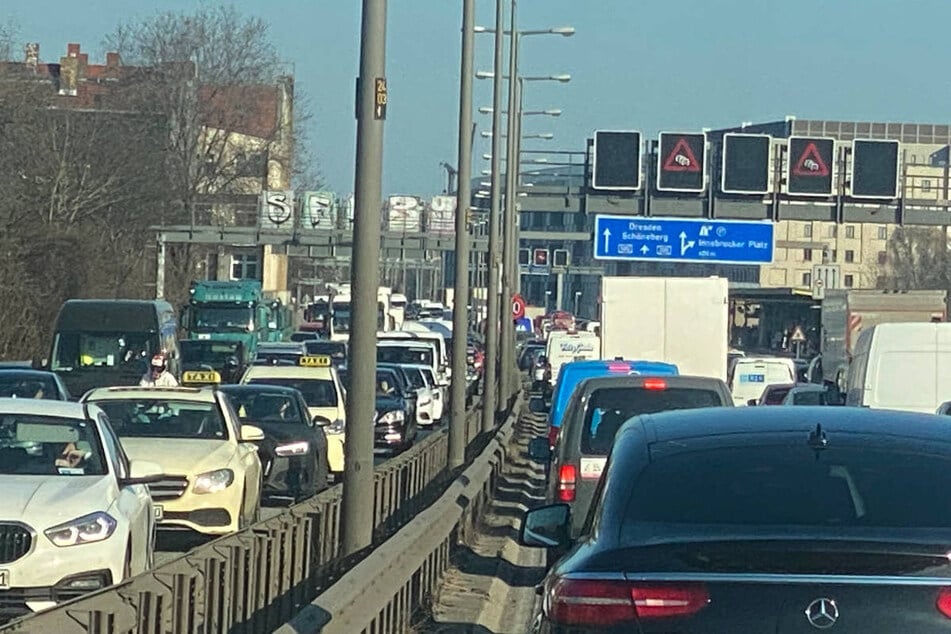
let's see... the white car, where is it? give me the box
[401,364,444,424]
[0,398,162,617]
[378,363,436,426]
[82,387,264,537]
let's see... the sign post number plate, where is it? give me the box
[0,569,10,589]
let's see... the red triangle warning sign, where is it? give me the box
[663,137,701,173]
[792,142,830,177]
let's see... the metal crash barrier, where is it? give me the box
[275,394,522,634]
[1,401,486,634]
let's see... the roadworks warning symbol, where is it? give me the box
[663,137,701,172]
[793,142,829,177]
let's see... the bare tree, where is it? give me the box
[883,226,951,290]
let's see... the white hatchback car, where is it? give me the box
[0,398,162,618]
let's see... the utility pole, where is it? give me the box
[342,0,386,557]
[482,0,505,433]
[450,0,475,468]
[500,6,519,405]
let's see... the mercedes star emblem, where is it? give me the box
[805,597,839,629]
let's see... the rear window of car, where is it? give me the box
[581,386,725,455]
[792,390,826,405]
[623,445,951,529]
[763,386,793,405]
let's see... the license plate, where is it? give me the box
[0,569,9,589]
[580,457,606,479]
[740,374,765,383]
[153,504,164,521]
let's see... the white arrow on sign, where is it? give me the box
[640,245,649,254]
[679,231,695,256]
[602,228,611,252]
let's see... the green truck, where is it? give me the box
[179,280,294,380]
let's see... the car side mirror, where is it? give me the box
[529,397,548,414]
[527,436,552,463]
[313,415,333,427]
[747,399,758,407]
[937,401,951,415]
[122,459,165,486]
[520,504,571,548]
[240,424,266,442]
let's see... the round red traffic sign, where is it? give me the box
[512,294,527,320]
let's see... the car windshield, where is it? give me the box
[792,390,827,405]
[51,331,155,372]
[402,368,426,389]
[247,378,338,408]
[192,306,254,333]
[224,390,303,425]
[581,386,725,455]
[0,414,106,476]
[623,445,951,529]
[376,371,403,396]
[0,375,59,400]
[92,399,228,440]
[304,341,347,359]
[377,346,434,367]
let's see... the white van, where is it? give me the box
[846,322,951,413]
[730,357,797,406]
[383,330,449,379]
[545,331,601,387]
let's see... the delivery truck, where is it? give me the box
[600,276,729,381]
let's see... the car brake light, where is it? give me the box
[549,579,710,626]
[631,584,710,619]
[557,464,576,502]
[608,363,629,373]
[937,588,951,618]
[643,378,667,391]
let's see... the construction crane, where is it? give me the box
[439,162,458,195]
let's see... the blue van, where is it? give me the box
[546,358,679,446]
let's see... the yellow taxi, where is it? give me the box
[81,386,264,536]
[240,355,347,480]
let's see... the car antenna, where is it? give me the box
[807,422,828,458]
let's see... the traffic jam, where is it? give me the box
[517,278,951,633]
[0,281,482,622]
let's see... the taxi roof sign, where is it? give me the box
[181,370,222,384]
[299,355,332,368]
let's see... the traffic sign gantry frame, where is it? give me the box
[851,138,901,200]
[787,136,835,197]
[657,132,706,193]
[593,214,775,265]
[591,130,642,191]
[721,133,772,195]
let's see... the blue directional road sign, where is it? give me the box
[593,214,774,265]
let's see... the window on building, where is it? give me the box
[231,253,261,280]
[803,224,813,238]
[845,250,855,263]
[845,225,856,239]
[803,249,813,262]
[878,226,888,240]
[234,152,267,178]
[831,249,837,262]
[923,179,932,193]
[878,250,887,265]
[827,225,838,238]
[844,274,854,288]
[802,272,812,287]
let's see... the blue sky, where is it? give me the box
[10,1,951,197]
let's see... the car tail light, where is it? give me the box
[608,362,629,373]
[937,588,951,618]
[557,464,576,502]
[549,579,710,626]
[643,378,667,391]
[631,583,710,619]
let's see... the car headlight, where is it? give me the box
[275,441,310,457]
[378,410,405,424]
[45,512,117,547]
[192,468,235,494]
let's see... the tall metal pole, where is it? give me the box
[482,0,505,432]
[450,0,474,468]
[512,78,523,296]
[501,20,519,403]
[342,0,386,557]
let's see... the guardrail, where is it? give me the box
[275,394,522,634]
[1,401,486,634]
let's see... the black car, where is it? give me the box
[219,384,331,501]
[524,407,951,633]
[0,369,71,401]
[338,366,418,453]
